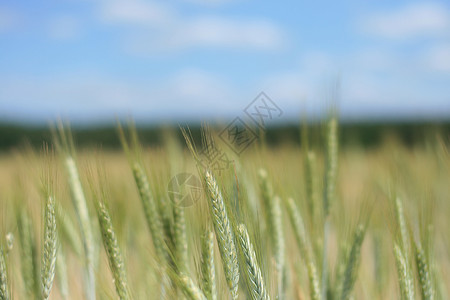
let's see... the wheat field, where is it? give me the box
[0,120,448,300]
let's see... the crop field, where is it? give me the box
[0,119,448,300]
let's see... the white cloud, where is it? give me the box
[363,3,450,39]
[99,0,174,26]
[257,53,339,117]
[158,17,284,51]
[262,72,308,99]
[169,69,231,100]
[97,1,284,52]
[255,47,450,119]
[425,43,450,72]
[352,50,398,72]
[48,16,82,40]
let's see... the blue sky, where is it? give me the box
[0,0,449,123]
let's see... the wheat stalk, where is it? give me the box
[305,151,319,222]
[205,170,240,299]
[96,201,130,300]
[271,195,284,296]
[56,246,69,299]
[57,206,83,257]
[286,197,321,300]
[201,230,217,300]
[41,196,58,300]
[258,169,285,296]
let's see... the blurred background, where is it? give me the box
[0,0,449,149]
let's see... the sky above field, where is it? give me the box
[0,1,449,124]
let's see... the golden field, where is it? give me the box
[0,123,448,300]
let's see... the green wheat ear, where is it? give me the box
[18,209,40,299]
[205,170,240,300]
[393,244,414,300]
[0,246,10,300]
[132,163,167,263]
[201,230,217,300]
[173,202,188,273]
[321,115,338,299]
[41,196,58,300]
[394,197,410,259]
[339,224,366,300]
[62,150,96,300]
[96,201,130,300]
[323,116,338,217]
[392,196,415,300]
[414,241,434,300]
[178,273,207,300]
[237,224,270,300]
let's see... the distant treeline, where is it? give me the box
[0,121,448,151]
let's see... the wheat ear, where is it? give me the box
[0,246,9,300]
[393,244,414,300]
[178,273,207,300]
[321,116,338,299]
[201,230,217,300]
[132,163,167,263]
[205,170,239,299]
[237,224,270,300]
[323,116,338,217]
[41,196,58,300]
[173,203,188,273]
[96,201,129,300]
[57,206,83,257]
[65,157,96,300]
[339,224,366,300]
[394,197,410,260]
[18,210,40,298]
[414,241,434,300]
